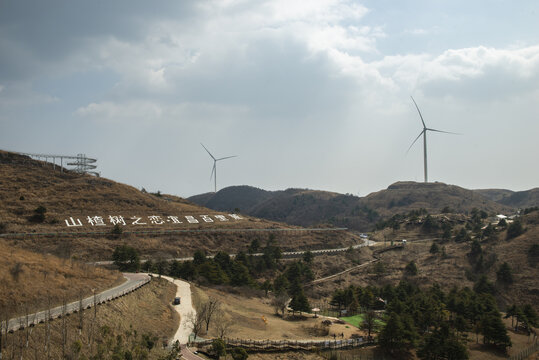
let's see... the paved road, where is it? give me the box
[5,273,150,332]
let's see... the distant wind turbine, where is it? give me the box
[408,96,459,183]
[201,143,237,193]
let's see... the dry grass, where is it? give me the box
[1,277,178,360]
[0,240,122,316]
[310,213,539,312]
[0,151,358,261]
[191,285,366,342]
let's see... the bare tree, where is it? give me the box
[61,298,67,359]
[201,297,220,332]
[185,310,205,340]
[9,263,24,282]
[45,295,51,360]
[0,309,4,360]
[89,289,99,354]
[78,291,84,336]
[361,310,376,339]
[213,310,234,339]
[271,293,289,317]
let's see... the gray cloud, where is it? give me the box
[1,0,538,197]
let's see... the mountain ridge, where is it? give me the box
[188,182,534,231]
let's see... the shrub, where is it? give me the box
[29,205,46,223]
[454,228,471,242]
[111,224,123,236]
[404,261,418,276]
[506,219,524,240]
[528,244,539,267]
[496,262,513,285]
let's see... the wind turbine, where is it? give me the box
[408,96,459,183]
[201,143,237,193]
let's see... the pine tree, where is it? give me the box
[496,262,513,285]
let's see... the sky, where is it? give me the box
[1,0,538,198]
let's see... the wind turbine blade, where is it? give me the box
[210,163,216,181]
[426,128,461,135]
[406,130,425,154]
[216,155,237,161]
[411,96,427,129]
[200,143,216,160]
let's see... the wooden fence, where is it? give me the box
[509,341,539,360]
[192,337,374,352]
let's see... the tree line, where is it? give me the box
[329,280,538,359]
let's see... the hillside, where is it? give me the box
[474,188,515,202]
[189,182,515,231]
[0,241,122,316]
[498,188,539,208]
[474,187,539,208]
[309,210,539,312]
[362,181,512,216]
[0,151,358,261]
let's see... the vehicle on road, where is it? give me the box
[173,297,181,305]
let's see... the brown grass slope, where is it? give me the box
[0,151,357,260]
[363,181,512,217]
[2,278,178,360]
[0,241,122,315]
[474,188,515,202]
[498,188,539,208]
[310,211,539,312]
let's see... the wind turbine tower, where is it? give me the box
[201,143,237,193]
[408,96,459,183]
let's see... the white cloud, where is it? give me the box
[405,28,428,35]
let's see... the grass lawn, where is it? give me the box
[340,314,385,329]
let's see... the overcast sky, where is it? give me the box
[1,0,538,197]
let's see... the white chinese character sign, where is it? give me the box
[63,214,243,227]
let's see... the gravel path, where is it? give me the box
[158,276,195,345]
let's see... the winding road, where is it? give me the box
[157,275,204,359]
[5,273,150,332]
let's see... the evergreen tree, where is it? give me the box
[379,312,417,354]
[248,238,260,254]
[496,262,513,285]
[417,323,468,360]
[481,311,511,352]
[429,242,439,254]
[473,275,495,295]
[273,274,289,296]
[230,261,252,286]
[193,250,207,265]
[468,239,483,263]
[405,261,418,276]
[112,245,140,272]
[522,304,539,327]
[506,219,524,240]
[289,281,310,315]
[211,339,226,359]
[454,228,471,242]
